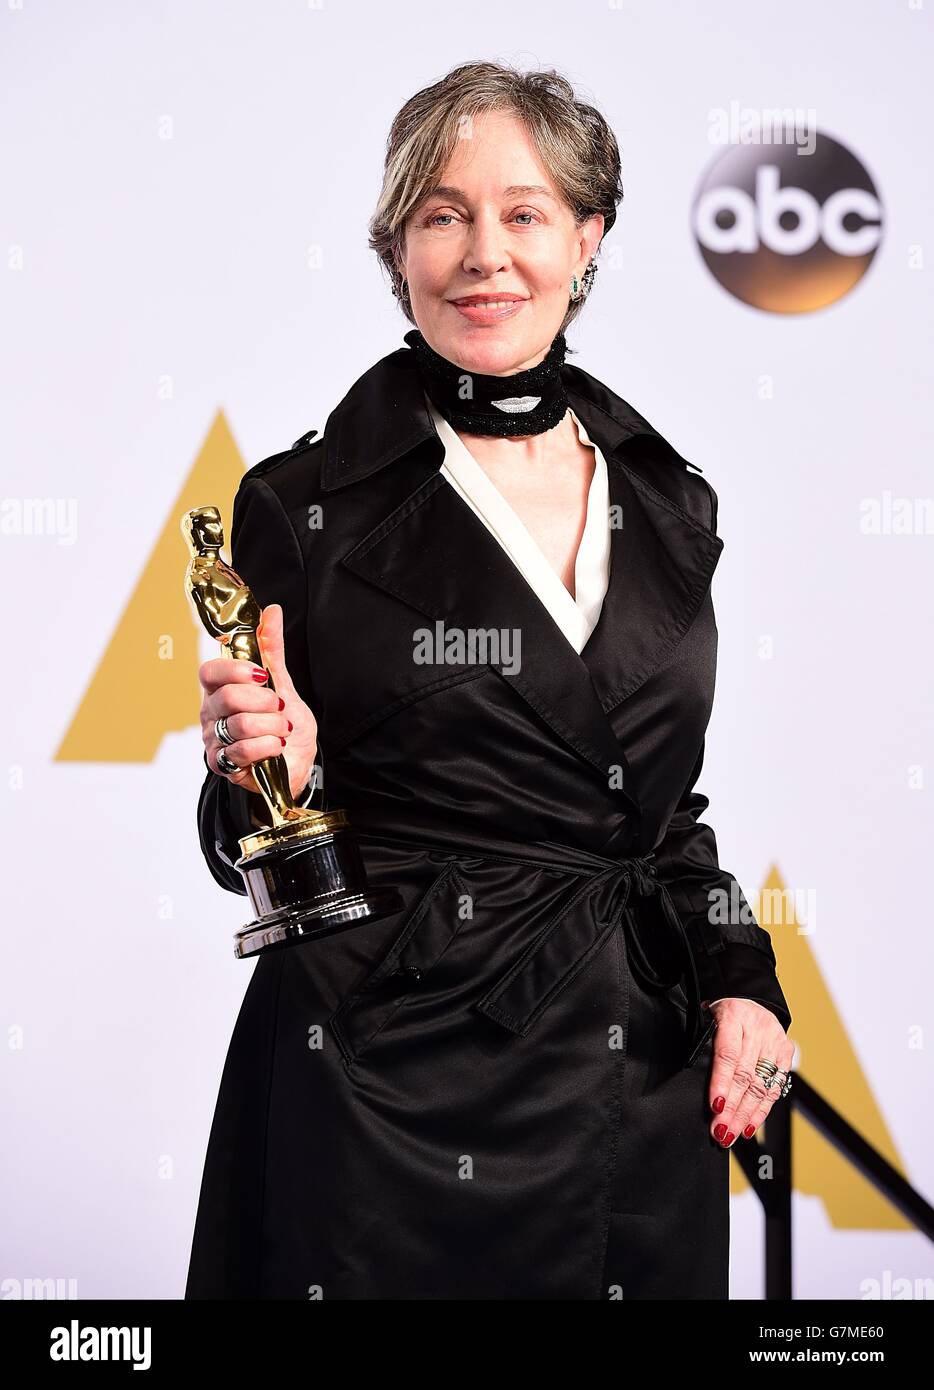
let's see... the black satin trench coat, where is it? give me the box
[185,339,792,1302]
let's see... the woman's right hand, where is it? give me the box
[199,603,318,801]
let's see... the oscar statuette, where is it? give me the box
[181,505,403,959]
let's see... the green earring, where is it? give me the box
[570,274,580,301]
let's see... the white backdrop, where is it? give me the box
[2,0,932,1301]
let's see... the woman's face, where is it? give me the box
[398,110,603,376]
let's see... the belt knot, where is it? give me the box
[619,851,659,899]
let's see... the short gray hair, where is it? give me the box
[368,61,623,333]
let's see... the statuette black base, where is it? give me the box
[232,811,403,960]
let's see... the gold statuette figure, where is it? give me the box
[181,504,403,958]
[182,504,318,828]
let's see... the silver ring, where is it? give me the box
[215,747,240,776]
[215,716,235,746]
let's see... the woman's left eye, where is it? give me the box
[512,210,538,225]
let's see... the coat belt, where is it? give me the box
[352,818,717,1070]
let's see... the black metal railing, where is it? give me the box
[730,1073,934,1299]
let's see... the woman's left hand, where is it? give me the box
[705,999,796,1147]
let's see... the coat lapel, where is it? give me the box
[568,393,725,716]
[323,343,723,821]
[341,467,643,817]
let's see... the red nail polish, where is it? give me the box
[743,1124,756,1138]
[287,720,293,732]
[277,697,285,710]
[280,736,286,745]
[714,1123,727,1141]
[724,1132,735,1146]
[712,1095,726,1114]
[252,669,268,682]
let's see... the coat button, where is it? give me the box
[393,965,422,984]
[376,964,422,998]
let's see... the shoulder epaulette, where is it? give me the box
[244,428,321,481]
[620,426,703,475]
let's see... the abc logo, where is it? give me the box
[692,131,882,313]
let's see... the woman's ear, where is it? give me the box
[393,224,411,277]
[578,212,604,270]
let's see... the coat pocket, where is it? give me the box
[328,861,468,1066]
[665,977,690,1016]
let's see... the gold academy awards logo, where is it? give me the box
[731,867,910,1231]
[54,410,244,763]
[56,413,909,1230]
[692,129,883,313]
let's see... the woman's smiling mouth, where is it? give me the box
[448,294,529,323]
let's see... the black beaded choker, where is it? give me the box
[404,327,570,437]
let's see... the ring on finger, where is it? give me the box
[763,1068,793,1099]
[215,716,235,746]
[215,747,240,776]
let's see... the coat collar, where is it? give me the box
[323,338,723,840]
[320,339,696,492]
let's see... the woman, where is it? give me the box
[186,62,794,1301]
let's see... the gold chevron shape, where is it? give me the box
[55,410,244,762]
[730,863,909,1229]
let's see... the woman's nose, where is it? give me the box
[462,212,512,279]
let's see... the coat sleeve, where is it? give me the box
[649,471,791,1033]
[196,474,321,897]
[650,741,792,1032]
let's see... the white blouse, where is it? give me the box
[425,392,610,651]
[427,390,745,1013]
